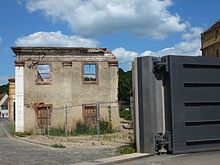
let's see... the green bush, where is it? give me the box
[99,120,113,134]
[119,108,132,120]
[51,143,66,148]
[0,84,9,94]
[49,127,66,136]
[72,121,96,135]
[117,145,136,155]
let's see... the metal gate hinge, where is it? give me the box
[155,131,171,154]
[152,57,168,73]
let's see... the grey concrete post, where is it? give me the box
[132,56,164,154]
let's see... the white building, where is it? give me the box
[0,93,9,118]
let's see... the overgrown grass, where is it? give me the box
[117,133,136,155]
[3,121,33,137]
[15,131,32,137]
[49,127,66,136]
[4,121,32,137]
[5,119,113,137]
[117,145,136,155]
[51,143,66,148]
[47,120,113,136]
[100,120,113,134]
[72,121,96,135]
[71,120,113,136]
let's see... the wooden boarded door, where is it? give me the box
[36,104,52,130]
[83,105,97,126]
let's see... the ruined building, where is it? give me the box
[201,19,220,56]
[12,47,120,133]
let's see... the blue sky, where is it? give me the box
[0,0,220,85]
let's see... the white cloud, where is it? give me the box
[23,0,186,39]
[112,48,139,70]
[141,39,201,57]
[181,27,203,41]
[0,76,10,85]
[0,37,2,44]
[113,27,202,70]
[14,31,98,47]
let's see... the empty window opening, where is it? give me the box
[37,64,50,82]
[83,64,97,82]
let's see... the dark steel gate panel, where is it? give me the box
[164,55,220,154]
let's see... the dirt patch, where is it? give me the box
[24,130,133,149]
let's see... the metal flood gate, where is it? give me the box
[161,55,220,154]
[133,55,220,154]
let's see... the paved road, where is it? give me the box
[0,119,117,165]
[116,151,220,165]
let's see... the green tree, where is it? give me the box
[0,84,9,94]
[118,68,132,102]
[118,68,132,120]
